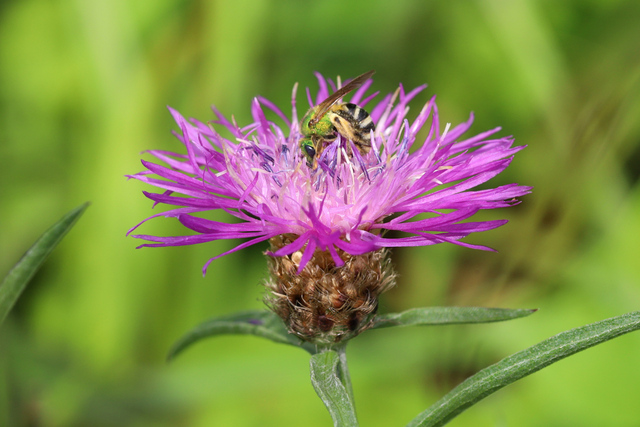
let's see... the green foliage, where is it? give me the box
[372,307,536,329]
[0,203,88,326]
[167,306,640,426]
[168,307,536,360]
[167,310,316,358]
[408,311,640,426]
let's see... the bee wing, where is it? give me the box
[310,70,375,124]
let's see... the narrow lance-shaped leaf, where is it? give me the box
[407,310,640,427]
[168,307,536,360]
[167,310,316,360]
[310,350,359,427]
[372,307,536,330]
[0,203,89,327]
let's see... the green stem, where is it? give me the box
[335,343,355,406]
[310,348,359,427]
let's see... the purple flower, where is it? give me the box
[129,73,531,276]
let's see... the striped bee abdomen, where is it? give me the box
[344,103,375,133]
[331,103,375,154]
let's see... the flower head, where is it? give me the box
[129,72,531,343]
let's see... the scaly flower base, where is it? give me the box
[265,234,395,345]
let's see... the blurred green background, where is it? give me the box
[2,0,640,426]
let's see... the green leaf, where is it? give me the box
[372,307,536,330]
[407,310,640,427]
[167,310,316,360]
[168,307,536,361]
[310,350,359,427]
[0,203,89,327]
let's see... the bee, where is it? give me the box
[299,70,376,167]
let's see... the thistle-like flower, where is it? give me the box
[129,73,531,344]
